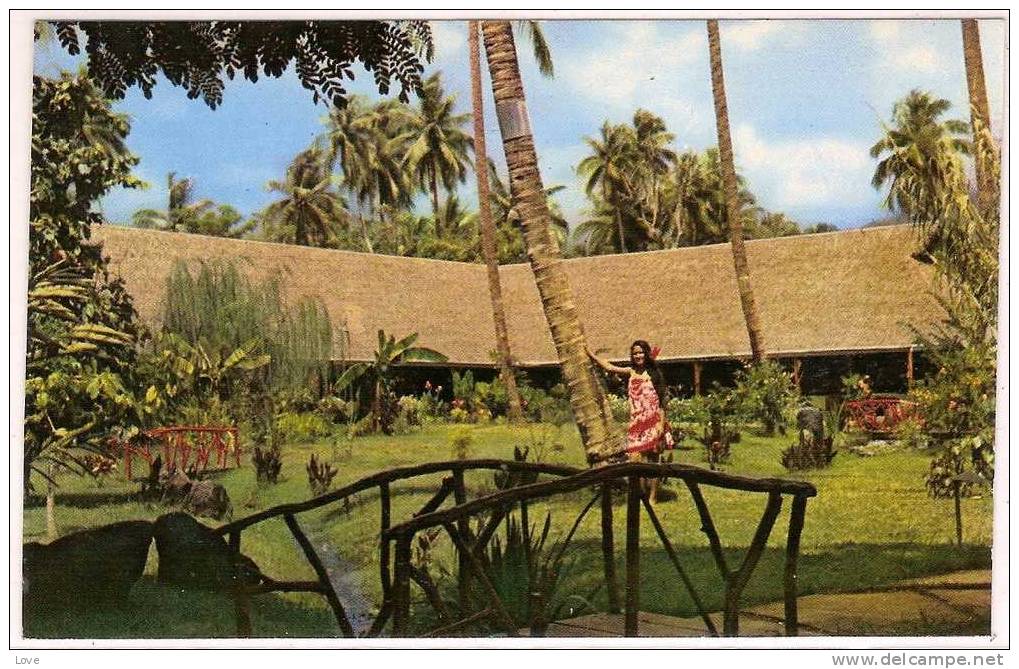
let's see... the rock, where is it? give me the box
[152,512,260,591]
[23,520,152,612]
[183,480,232,521]
[160,468,192,506]
[797,406,825,445]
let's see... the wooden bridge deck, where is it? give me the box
[521,571,991,637]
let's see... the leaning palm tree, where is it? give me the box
[131,172,213,232]
[469,20,556,422]
[480,20,622,462]
[260,147,348,248]
[394,72,473,224]
[707,19,767,363]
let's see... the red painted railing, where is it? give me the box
[843,397,917,435]
[119,426,241,479]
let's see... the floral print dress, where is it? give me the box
[626,369,666,455]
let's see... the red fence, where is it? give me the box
[119,426,241,479]
[843,397,917,435]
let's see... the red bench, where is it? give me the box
[118,426,241,480]
[843,397,918,436]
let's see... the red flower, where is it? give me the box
[650,345,661,360]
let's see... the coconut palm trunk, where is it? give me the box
[961,19,995,209]
[480,20,622,462]
[707,20,767,363]
[469,21,524,422]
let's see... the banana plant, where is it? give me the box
[335,330,446,433]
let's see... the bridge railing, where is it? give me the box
[382,462,817,638]
[211,459,583,637]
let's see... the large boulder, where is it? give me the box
[23,520,153,613]
[152,512,260,591]
[796,405,825,445]
[183,480,232,521]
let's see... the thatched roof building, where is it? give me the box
[93,224,940,378]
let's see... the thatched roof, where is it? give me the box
[92,224,941,366]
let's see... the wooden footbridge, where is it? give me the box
[213,459,816,638]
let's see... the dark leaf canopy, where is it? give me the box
[49,20,433,109]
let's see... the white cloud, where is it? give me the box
[867,20,945,74]
[558,23,705,113]
[722,21,797,52]
[733,124,873,211]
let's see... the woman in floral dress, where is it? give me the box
[587,340,671,502]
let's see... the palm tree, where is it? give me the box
[395,72,473,224]
[870,90,971,261]
[631,109,677,240]
[578,121,639,252]
[707,19,767,363]
[335,330,447,434]
[470,20,556,421]
[131,172,213,232]
[961,19,995,211]
[480,20,622,462]
[260,147,348,248]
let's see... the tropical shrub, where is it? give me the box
[449,426,474,460]
[277,411,334,443]
[473,379,509,417]
[451,370,476,409]
[607,394,629,423]
[841,373,872,401]
[733,360,798,436]
[335,331,446,434]
[449,407,471,424]
[306,453,337,497]
[25,72,146,491]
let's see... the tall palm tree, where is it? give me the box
[480,20,622,462]
[260,147,348,248]
[870,91,971,214]
[578,121,638,252]
[470,21,523,420]
[631,108,677,239]
[131,172,213,232]
[961,19,995,210]
[395,72,473,224]
[707,19,767,363]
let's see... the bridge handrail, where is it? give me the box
[213,458,583,536]
[383,461,817,540]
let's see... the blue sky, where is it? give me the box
[33,18,1006,231]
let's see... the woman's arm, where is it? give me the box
[586,345,630,376]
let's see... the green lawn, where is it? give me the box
[22,423,993,638]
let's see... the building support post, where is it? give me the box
[792,358,802,392]
[906,347,914,387]
[693,362,703,396]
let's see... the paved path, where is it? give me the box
[529,570,991,638]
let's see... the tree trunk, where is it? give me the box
[961,19,995,210]
[470,21,524,423]
[430,167,441,228]
[707,20,767,363]
[614,203,627,253]
[481,21,623,463]
[46,463,57,541]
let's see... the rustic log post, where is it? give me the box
[723,491,782,636]
[601,482,621,613]
[229,531,252,637]
[284,513,355,637]
[792,358,803,392]
[379,482,392,599]
[784,494,808,636]
[906,347,914,386]
[452,468,470,610]
[693,362,703,396]
[684,480,730,579]
[391,534,412,637]
[624,475,641,637]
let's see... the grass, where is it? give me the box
[21,422,994,638]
